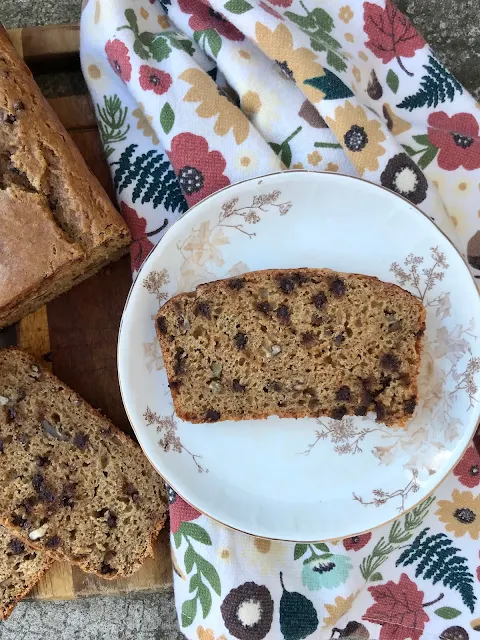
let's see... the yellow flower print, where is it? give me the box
[180,68,249,144]
[254,23,325,104]
[327,162,339,172]
[235,149,258,172]
[436,489,480,540]
[345,33,354,43]
[339,5,354,23]
[88,64,101,80]
[157,15,170,28]
[307,150,322,166]
[352,66,361,83]
[325,101,385,176]
[241,90,262,116]
[292,162,305,169]
[197,626,227,640]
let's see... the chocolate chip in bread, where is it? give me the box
[156,268,425,427]
[0,349,167,578]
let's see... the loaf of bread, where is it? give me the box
[156,269,426,427]
[0,526,52,620]
[0,27,131,329]
[0,349,167,578]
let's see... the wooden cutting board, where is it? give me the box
[5,23,172,599]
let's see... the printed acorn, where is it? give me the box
[367,70,383,100]
[331,621,370,639]
[279,572,319,640]
[440,627,469,640]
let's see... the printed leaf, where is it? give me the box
[313,543,330,552]
[124,8,139,34]
[363,0,425,68]
[160,102,175,134]
[280,574,318,640]
[224,0,253,14]
[197,581,213,617]
[326,50,347,73]
[173,530,182,548]
[396,527,477,613]
[184,546,195,574]
[417,146,438,170]
[113,143,187,214]
[412,134,431,145]
[269,142,282,155]
[149,36,172,62]
[280,143,292,168]
[138,31,156,45]
[434,607,461,620]
[205,29,222,58]
[96,94,130,154]
[189,573,200,593]
[401,144,417,156]
[311,7,334,31]
[386,69,399,93]
[168,36,195,56]
[370,572,383,581]
[181,522,212,545]
[284,11,316,30]
[133,38,150,60]
[181,597,197,627]
[196,555,221,595]
[294,544,308,560]
[397,55,463,111]
[322,594,355,628]
[304,70,354,100]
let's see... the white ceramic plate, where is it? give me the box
[118,171,480,542]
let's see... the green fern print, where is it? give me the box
[96,95,130,159]
[397,56,463,111]
[360,496,435,582]
[285,1,347,73]
[118,8,194,62]
[396,527,477,613]
[173,522,221,628]
[113,144,187,214]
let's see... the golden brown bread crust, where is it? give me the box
[156,268,426,427]
[0,526,54,620]
[0,27,131,328]
[0,348,167,579]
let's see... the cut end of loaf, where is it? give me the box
[156,268,426,428]
[0,348,167,579]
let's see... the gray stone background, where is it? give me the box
[0,0,479,638]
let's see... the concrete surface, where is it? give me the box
[0,1,479,639]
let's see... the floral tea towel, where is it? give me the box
[80,0,480,637]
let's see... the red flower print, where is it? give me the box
[259,1,285,20]
[167,486,201,534]
[178,0,244,41]
[453,446,480,488]
[363,0,425,75]
[363,574,430,640]
[120,202,154,272]
[167,133,230,206]
[139,65,172,95]
[427,111,480,171]
[105,39,132,83]
[266,0,292,6]
[343,532,372,551]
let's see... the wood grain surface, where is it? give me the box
[6,24,172,599]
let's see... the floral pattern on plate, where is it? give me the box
[118,171,480,543]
